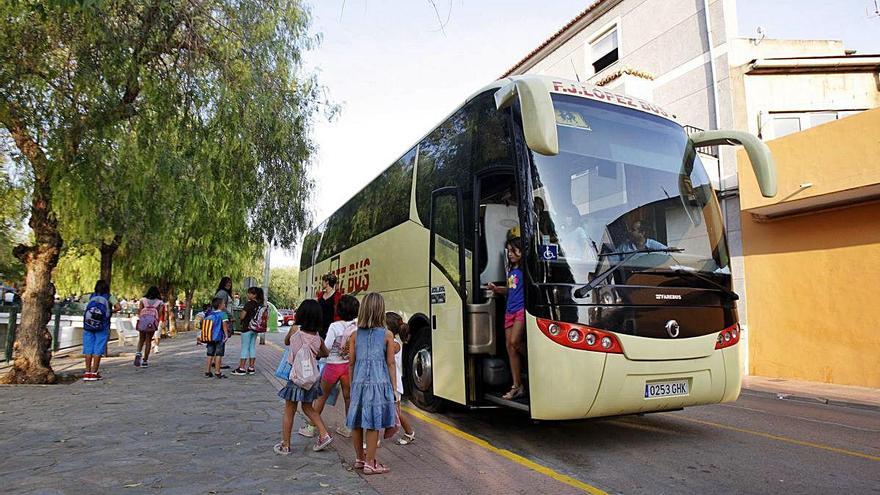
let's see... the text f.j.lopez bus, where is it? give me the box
[299,75,777,420]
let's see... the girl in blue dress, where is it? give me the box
[346,292,397,475]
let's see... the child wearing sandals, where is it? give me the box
[385,312,415,445]
[310,294,359,438]
[274,300,334,455]
[346,293,398,474]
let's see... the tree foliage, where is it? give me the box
[0,0,327,383]
[269,266,300,309]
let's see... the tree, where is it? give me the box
[269,266,301,309]
[0,157,26,284]
[0,0,325,383]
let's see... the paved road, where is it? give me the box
[2,330,877,495]
[435,386,880,494]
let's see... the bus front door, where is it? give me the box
[428,187,467,404]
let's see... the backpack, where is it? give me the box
[289,331,319,389]
[137,299,161,331]
[199,311,222,343]
[83,294,110,333]
[249,304,269,333]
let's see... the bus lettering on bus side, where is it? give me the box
[345,257,371,294]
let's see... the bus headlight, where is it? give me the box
[567,329,582,343]
[601,336,612,349]
[585,333,597,346]
[548,323,561,336]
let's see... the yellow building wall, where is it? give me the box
[739,109,880,388]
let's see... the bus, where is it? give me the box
[298,75,777,420]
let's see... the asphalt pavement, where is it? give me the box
[0,330,877,495]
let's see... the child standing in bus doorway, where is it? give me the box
[346,293,397,475]
[488,236,526,400]
[386,312,415,445]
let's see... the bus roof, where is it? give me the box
[305,75,676,233]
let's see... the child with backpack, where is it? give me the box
[346,293,398,474]
[134,286,165,368]
[233,287,267,376]
[275,300,334,454]
[200,297,231,378]
[386,312,415,445]
[307,294,360,438]
[82,280,121,382]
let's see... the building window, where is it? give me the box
[771,117,801,139]
[767,110,866,139]
[590,27,618,74]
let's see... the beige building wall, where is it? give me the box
[738,109,880,387]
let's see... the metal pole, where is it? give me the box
[260,243,270,344]
[53,305,61,352]
[5,307,17,363]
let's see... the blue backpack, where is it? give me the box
[83,294,111,332]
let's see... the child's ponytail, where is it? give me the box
[385,312,409,343]
[398,322,410,344]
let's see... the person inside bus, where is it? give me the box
[616,220,667,254]
[556,206,591,260]
[534,197,557,244]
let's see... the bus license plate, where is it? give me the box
[644,380,689,399]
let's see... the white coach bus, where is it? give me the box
[299,75,777,420]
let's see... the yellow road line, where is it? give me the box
[400,405,608,495]
[666,414,880,462]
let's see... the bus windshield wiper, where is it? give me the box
[641,268,739,301]
[573,247,684,299]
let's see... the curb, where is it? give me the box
[741,387,880,412]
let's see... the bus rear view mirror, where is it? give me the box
[689,130,778,198]
[495,77,559,156]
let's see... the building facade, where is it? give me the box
[502,0,880,384]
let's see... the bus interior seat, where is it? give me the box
[480,204,519,285]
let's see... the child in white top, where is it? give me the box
[386,312,415,445]
[310,295,360,438]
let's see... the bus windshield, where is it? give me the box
[529,93,730,290]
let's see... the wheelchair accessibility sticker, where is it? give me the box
[539,244,558,261]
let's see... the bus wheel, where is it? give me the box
[406,330,444,413]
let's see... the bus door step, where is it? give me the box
[483,393,530,412]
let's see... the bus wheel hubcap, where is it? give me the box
[412,348,433,392]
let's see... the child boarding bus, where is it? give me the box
[299,75,777,420]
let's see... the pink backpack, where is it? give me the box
[288,331,319,389]
[137,299,161,331]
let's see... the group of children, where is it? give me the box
[80,280,168,380]
[274,292,414,475]
[197,283,268,378]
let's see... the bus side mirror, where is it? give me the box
[689,130,778,198]
[495,77,559,156]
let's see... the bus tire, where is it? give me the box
[406,329,444,413]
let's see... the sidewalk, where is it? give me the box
[0,333,371,495]
[0,332,599,495]
[743,375,880,410]
[255,337,595,495]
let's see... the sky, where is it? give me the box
[270,0,880,267]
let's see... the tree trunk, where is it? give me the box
[167,286,178,337]
[1,156,61,384]
[184,288,194,332]
[99,235,122,287]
